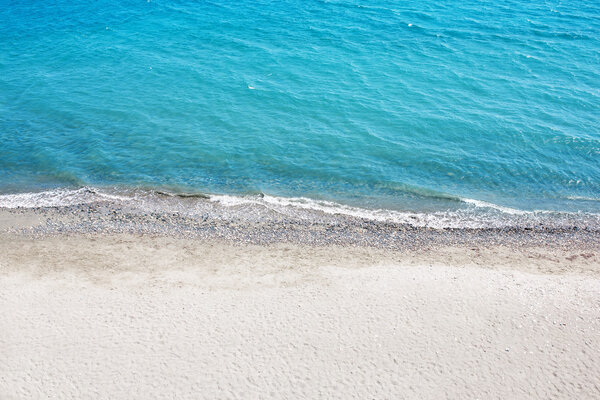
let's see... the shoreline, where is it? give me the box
[2,197,600,244]
[2,186,600,230]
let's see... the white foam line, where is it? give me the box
[208,194,526,229]
[459,198,530,215]
[3,188,592,229]
[210,194,397,221]
[566,196,600,202]
[0,187,130,208]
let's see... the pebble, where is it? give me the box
[4,199,600,252]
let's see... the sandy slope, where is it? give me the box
[1,234,599,399]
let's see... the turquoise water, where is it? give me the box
[1,0,599,215]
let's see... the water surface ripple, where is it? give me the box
[1,0,599,222]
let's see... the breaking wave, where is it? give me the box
[1,187,598,230]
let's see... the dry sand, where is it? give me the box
[1,233,599,399]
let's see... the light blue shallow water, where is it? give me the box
[1,0,599,216]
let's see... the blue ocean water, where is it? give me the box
[1,0,599,216]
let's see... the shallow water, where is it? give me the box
[1,0,599,220]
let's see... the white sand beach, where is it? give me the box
[1,234,599,399]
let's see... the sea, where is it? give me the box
[1,0,599,229]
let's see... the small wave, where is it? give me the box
[212,193,533,217]
[459,198,530,215]
[210,194,410,222]
[1,187,596,230]
[208,194,535,229]
[0,187,128,208]
[155,191,210,199]
[566,196,600,202]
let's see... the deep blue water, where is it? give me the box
[1,0,599,214]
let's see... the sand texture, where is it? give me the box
[1,234,599,399]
